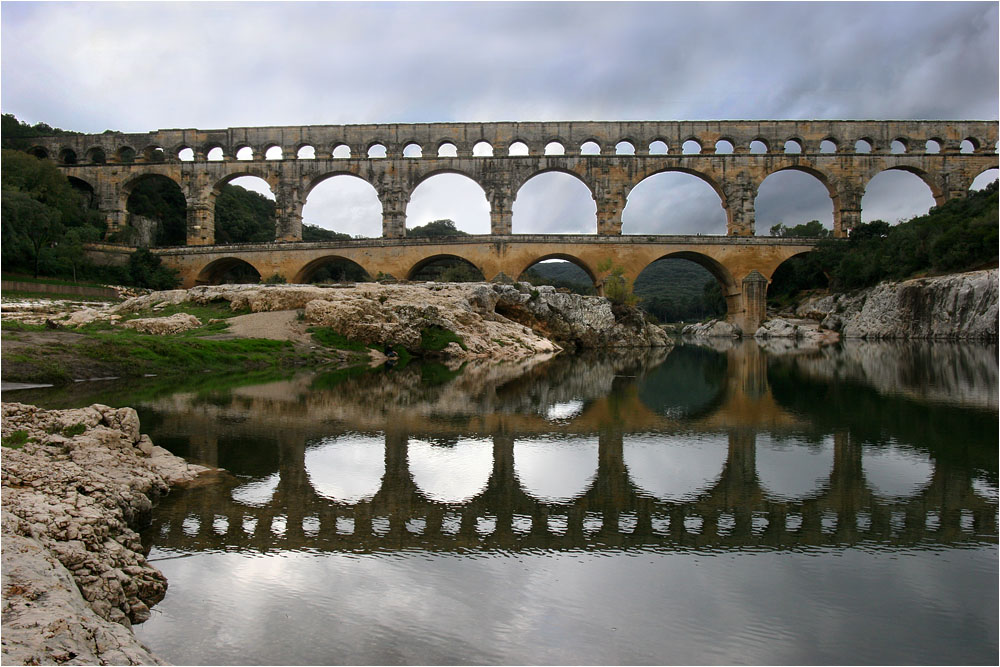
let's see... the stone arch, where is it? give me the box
[682,138,703,154]
[544,140,566,155]
[511,168,598,234]
[648,139,668,155]
[234,144,254,160]
[402,142,423,158]
[508,139,530,156]
[367,142,388,158]
[406,254,486,281]
[195,257,263,285]
[580,139,603,155]
[296,144,316,159]
[615,140,637,155]
[405,169,490,235]
[58,148,78,164]
[515,253,599,287]
[86,147,107,164]
[294,255,373,284]
[436,141,458,157]
[122,172,189,247]
[303,172,382,238]
[861,167,939,223]
[472,141,494,157]
[115,146,136,163]
[140,145,165,163]
[67,176,97,209]
[622,167,728,235]
[27,146,49,160]
[640,250,739,316]
[755,165,837,235]
[203,143,226,160]
[971,167,999,190]
[749,139,768,154]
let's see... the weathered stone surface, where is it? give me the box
[754,317,840,344]
[120,312,202,335]
[1,402,209,665]
[682,320,742,338]
[798,269,998,340]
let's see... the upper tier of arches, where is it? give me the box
[27,120,998,165]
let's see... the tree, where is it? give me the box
[770,220,831,238]
[597,258,638,306]
[407,219,469,237]
[127,248,180,289]
[2,190,64,277]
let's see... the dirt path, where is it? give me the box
[224,310,312,343]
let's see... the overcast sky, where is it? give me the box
[2,1,998,237]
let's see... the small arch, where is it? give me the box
[295,256,372,284]
[581,140,602,155]
[306,435,384,504]
[235,146,254,161]
[409,438,493,504]
[615,140,636,155]
[544,141,565,156]
[890,139,907,154]
[437,142,458,157]
[141,146,165,163]
[403,143,423,158]
[407,254,485,282]
[648,140,668,155]
[264,145,283,160]
[297,145,316,159]
[86,147,106,164]
[820,139,838,154]
[59,148,78,164]
[472,141,493,157]
[749,140,768,154]
[367,143,387,158]
[960,139,977,154]
[784,139,803,154]
[514,436,599,504]
[332,144,351,158]
[508,141,530,156]
[27,146,49,160]
[116,146,136,163]
[205,146,225,161]
[177,147,195,162]
[625,434,729,502]
[925,139,942,154]
[855,138,873,154]
[195,257,263,285]
[714,139,734,154]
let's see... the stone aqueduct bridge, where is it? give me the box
[34,120,997,329]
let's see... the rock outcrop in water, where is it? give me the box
[1,403,208,665]
[796,268,998,340]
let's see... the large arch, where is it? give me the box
[407,254,485,282]
[861,168,937,224]
[622,169,727,235]
[405,171,490,235]
[211,174,277,244]
[294,255,373,284]
[636,251,739,322]
[303,173,382,238]
[517,255,598,293]
[515,254,598,290]
[122,173,187,247]
[755,167,835,236]
[195,257,263,285]
[511,169,597,234]
[634,257,727,323]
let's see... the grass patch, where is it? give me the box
[2,274,113,290]
[62,423,87,437]
[308,327,371,352]
[420,326,467,352]
[1,290,118,303]
[2,430,30,449]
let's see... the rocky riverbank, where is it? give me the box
[1,403,210,665]
[683,268,998,342]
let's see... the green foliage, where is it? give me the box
[407,219,469,237]
[263,272,287,284]
[309,327,370,351]
[125,176,186,246]
[597,258,639,307]
[1,430,30,449]
[127,248,180,290]
[420,326,467,351]
[768,181,998,301]
[1,114,82,150]
[61,423,87,437]
[215,184,276,244]
[419,361,465,386]
[302,224,351,241]
[410,257,483,282]
[770,220,832,238]
[520,261,597,295]
[307,258,370,283]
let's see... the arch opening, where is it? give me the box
[518,257,597,295]
[648,140,668,155]
[206,146,225,161]
[861,169,936,224]
[296,256,372,284]
[625,433,729,502]
[544,141,565,155]
[368,144,387,158]
[634,256,728,323]
[409,437,492,504]
[305,435,385,504]
[403,143,422,158]
[123,174,186,247]
[925,139,941,154]
[766,250,829,309]
[971,168,999,191]
[512,171,597,234]
[86,147,106,164]
[408,255,485,282]
[715,140,734,154]
[297,145,316,159]
[756,169,834,236]
[406,173,490,235]
[303,174,382,239]
[178,147,194,162]
[581,141,602,155]
[508,141,529,156]
[473,141,493,157]
[116,146,136,163]
[622,171,726,235]
[749,140,768,154]
[59,148,78,164]
[615,141,636,155]
[820,139,838,154]
[235,146,254,161]
[195,257,262,285]
[784,139,803,154]
[332,144,351,158]
[214,176,276,244]
[514,436,599,504]
[437,142,458,158]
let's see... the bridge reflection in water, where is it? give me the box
[140,342,998,555]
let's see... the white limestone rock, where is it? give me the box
[120,312,201,335]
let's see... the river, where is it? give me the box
[4,339,997,665]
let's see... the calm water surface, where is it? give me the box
[5,340,997,665]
